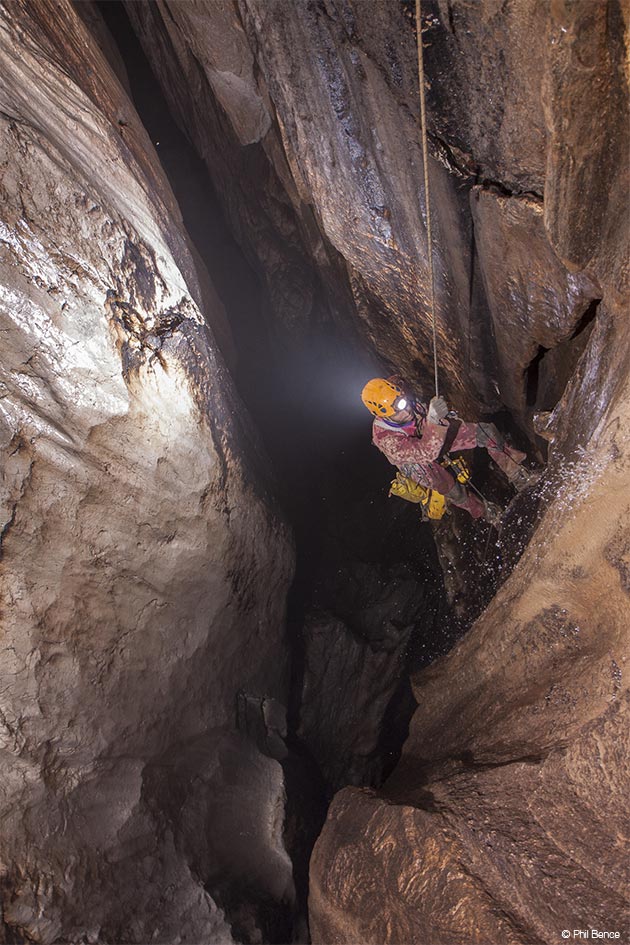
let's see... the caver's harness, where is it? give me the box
[388,414,472,521]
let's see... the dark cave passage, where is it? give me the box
[93,7,563,936]
[2,2,626,944]
[98,0,455,717]
[96,2,460,937]
[525,299,600,413]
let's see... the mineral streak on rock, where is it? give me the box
[471,187,600,431]
[125,0,628,436]
[0,2,293,941]
[312,435,630,945]
[542,0,629,291]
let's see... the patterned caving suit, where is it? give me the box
[372,411,526,519]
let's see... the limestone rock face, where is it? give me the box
[311,351,630,940]
[1,0,628,941]
[542,0,629,287]
[470,188,600,427]
[421,0,549,192]
[308,2,630,942]
[0,3,293,942]
[126,0,628,433]
[122,4,630,939]
[124,0,320,338]
[127,0,488,412]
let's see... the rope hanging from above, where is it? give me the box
[415,0,439,398]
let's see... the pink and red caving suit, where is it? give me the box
[372,411,526,519]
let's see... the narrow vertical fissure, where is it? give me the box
[525,298,601,413]
[526,344,549,407]
[95,4,461,940]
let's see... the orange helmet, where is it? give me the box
[361,377,406,418]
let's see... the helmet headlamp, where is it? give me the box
[361,378,408,418]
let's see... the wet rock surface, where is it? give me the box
[312,411,630,940]
[471,188,600,433]
[126,0,486,413]
[0,0,628,942]
[419,0,548,193]
[124,0,627,450]
[307,3,630,943]
[0,2,293,942]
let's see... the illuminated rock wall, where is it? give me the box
[0,2,293,941]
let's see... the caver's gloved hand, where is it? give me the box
[427,395,449,424]
[476,423,493,447]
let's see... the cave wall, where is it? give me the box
[308,3,630,942]
[311,343,630,942]
[123,0,622,666]
[124,0,620,441]
[1,0,628,941]
[123,0,326,342]
[126,0,484,411]
[0,2,294,941]
[120,0,622,790]
[117,2,629,939]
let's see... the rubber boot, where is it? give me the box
[446,482,486,519]
[505,464,542,493]
[482,500,504,528]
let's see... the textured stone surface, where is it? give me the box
[1,0,628,941]
[124,0,321,338]
[0,2,293,941]
[126,0,629,434]
[238,0,485,411]
[307,3,630,943]
[423,0,549,192]
[542,0,629,292]
[311,376,630,938]
[154,0,270,147]
[471,187,600,428]
[127,0,491,413]
[118,10,630,941]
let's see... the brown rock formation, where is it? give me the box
[309,3,630,943]
[126,0,489,412]
[1,0,628,941]
[0,2,293,941]
[116,2,630,938]
[471,188,599,429]
[312,387,630,939]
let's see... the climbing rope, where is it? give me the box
[415,0,439,399]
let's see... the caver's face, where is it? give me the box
[390,405,414,424]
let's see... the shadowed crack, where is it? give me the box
[429,131,544,201]
[0,445,35,562]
